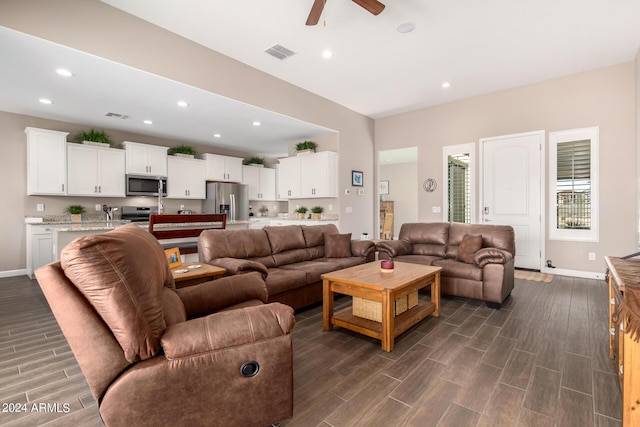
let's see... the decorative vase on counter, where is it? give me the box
[71,214,82,223]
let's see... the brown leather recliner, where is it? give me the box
[35,224,295,427]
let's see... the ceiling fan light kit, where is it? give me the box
[306,0,385,26]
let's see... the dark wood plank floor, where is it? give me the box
[0,274,622,426]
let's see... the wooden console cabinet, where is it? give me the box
[606,256,640,426]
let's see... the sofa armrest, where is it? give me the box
[474,248,513,268]
[376,240,412,258]
[177,272,268,318]
[161,303,295,360]
[350,240,376,258]
[206,257,268,279]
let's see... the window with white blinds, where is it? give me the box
[549,127,599,241]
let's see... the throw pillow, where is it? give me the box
[456,234,483,264]
[324,233,352,258]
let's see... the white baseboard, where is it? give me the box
[541,267,606,280]
[0,269,29,279]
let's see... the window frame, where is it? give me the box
[548,126,599,242]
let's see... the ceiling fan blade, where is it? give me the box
[352,0,385,15]
[306,0,326,26]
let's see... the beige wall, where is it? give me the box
[376,63,636,275]
[379,162,419,238]
[0,0,375,273]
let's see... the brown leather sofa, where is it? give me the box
[35,224,295,427]
[199,224,376,310]
[376,222,515,308]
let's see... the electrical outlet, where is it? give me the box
[432,206,441,213]
[588,252,596,261]
[36,203,44,212]
[95,204,102,211]
[328,204,333,211]
[345,206,353,213]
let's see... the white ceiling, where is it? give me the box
[103,0,640,118]
[0,26,334,157]
[2,1,640,157]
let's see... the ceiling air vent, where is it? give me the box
[264,44,296,60]
[104,112,129,120]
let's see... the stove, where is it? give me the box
[121,206,158,222]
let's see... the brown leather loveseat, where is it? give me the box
[376,222,515,308]
[199,224,376,310]
[36,224,295,427]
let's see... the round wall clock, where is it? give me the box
[423,178,437,192]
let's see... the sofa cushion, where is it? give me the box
[325,233,352,258]
[273,249,312,267]
[281,260,343,284]
[456,234,483,264]
[398,222,449,257]
[199,229,276,268]
[60,224,172,363]
[432,259,483,281]
[301,224,339,247]
[315,256,366,270]
[390,254,441,266]
[446,223,515,258]
[264,268,309,296]
[264,225,307,253]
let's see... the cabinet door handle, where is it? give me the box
[98,186,101,193]
[62,184,65,192]
[95,186,98,193]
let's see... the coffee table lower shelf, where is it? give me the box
[331,300,436,342]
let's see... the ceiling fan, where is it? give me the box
[306,0,385,26]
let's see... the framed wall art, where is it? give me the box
[379,180,389,195]
[352,170,363,187]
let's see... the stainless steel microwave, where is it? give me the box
[126,175,167,197]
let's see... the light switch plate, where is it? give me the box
[357,189,365,196]
[36,203,44,212]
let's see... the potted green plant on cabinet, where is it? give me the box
[295,206,308,220]
[311,206,324,220]
[168,144,197,158]
[247,156,265,167]
[65,205,86,222]
[295,141,317,156]
[72,129,113,147]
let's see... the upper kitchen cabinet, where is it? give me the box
[278,151,338,199]
[277,157,301,199]
[67,143,126,197]
[123,141,168,176]
[201,153,243,182]
[167,156,206,199]
[242,166,276,201]
[25,127,69,195]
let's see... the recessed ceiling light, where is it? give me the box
[253,121,261,126]
[397,22,415,34]
[441,82,451,88]
[39,98,53,104]
[213,133,222,138]
[177,100,188,107]
[322,49,333,59]
[56,68,73,77]
[143,120,153,125]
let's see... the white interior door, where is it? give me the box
[481,131,544,270]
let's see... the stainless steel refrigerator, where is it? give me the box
[202,182,249,222]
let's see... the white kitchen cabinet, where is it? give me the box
[243,166,276,201]
[67,143,126,197]
[277,156,301,199]
[123,141,168,176]
[201,153,243,182]
[26,224,54,279]
[167,156,206,199]
[278,151,338,199]
[25,127,69,195]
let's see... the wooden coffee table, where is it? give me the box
[322,262,441,352]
